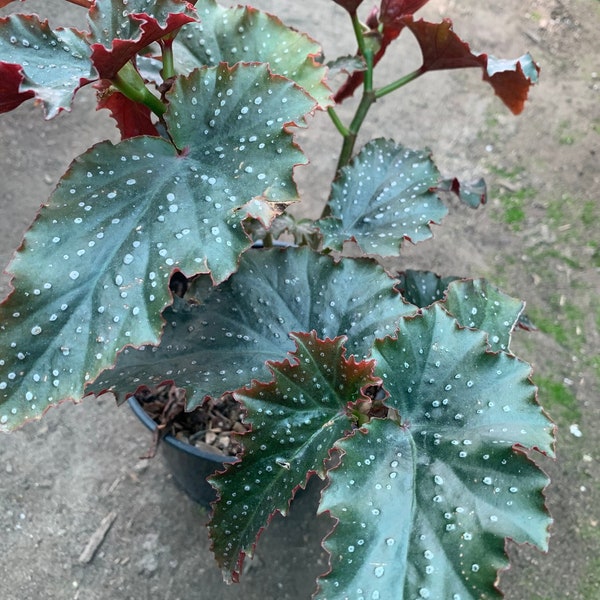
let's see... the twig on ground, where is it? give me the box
[78,511,118,564]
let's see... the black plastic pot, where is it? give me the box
[128,396,237,508]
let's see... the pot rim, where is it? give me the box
[128,396,237,464]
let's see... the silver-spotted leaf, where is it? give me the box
[173,0,331,107]
[0,14,96,117]
[88,0,197,78]
[316,419,415,600]
[0,63,316,431]
[397,269,459,307]
[316,139,446,255]
[209,331,378,581]
[91,247,416,407]
[443,279,524,352]
[398,274,524,353]
[337,304,554,598]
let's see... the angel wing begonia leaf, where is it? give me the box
[91,247,416,408]
[436,176,487,208]
[0,0,23,9]
[95,81,160,138]
[0,14,96,117]
[172,0,331,108]
[406,18,539,114]
[0,63,316,431]
[380,0,430,41]
[332,0,365,14]
[397,274,524,352]
[87,0,197,79]
[316,139,446,255]
[443,279,524,353]
[316,305,554,599]
[397,269,459,307]
[0,61,33,112]
[209,331,378,581]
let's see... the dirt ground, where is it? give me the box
[0,0,599,598]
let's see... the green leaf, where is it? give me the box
[397,269,459,307]
[316,419,415,600]
[164,62,314,212]
[397,274,524,353]
[88,0,197,78]
[443,279,524,352]
[209,331,378,581]
[92,247,416,407]
[330,304,553,599]
[0,63,315,431]
[316,139,447,255]
[173,0,331,107]
[0,14,96,117]
[436,176,487,208]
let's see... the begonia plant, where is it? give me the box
[0,0,554,597]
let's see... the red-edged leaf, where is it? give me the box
[95,80,160,138]
[405,18,482,71]
[436,176,487,208]
[0,61,33,112]
[406,18,539,114]
[0,0,23,9]
[0,15,96,118]
[88,0,197,79]
[380,0,430,42]
[172,1,332,109]
[483,54,540,115]
[333,0,430,102]
[332,0,364,14]
[209,331,379,582]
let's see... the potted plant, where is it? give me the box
[0,0,555,597]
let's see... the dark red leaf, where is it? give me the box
[0,62,34,113]
[405,18,482,71]
[482,56,540,115]
[95,80,160,139]
[406,18,539,114]
[381,0,430,18]
[332,0,365,14]
[333,1,430,103]
[436,176,487,208]
[89,11,196,79]
[380,0,430,42]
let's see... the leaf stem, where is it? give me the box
[160,36,176,81]
[351,12,368,58]
[327,107,349,137]
[113,62,166,118]
[375,67,424,99]
[335,89,376,173]
[64,0,92,7]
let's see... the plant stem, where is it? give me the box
[335,89,376,173]
[327,107,349,137]
[160,37,176,81]
[113,62,166,118]
[375,68,423,99]
[64,0,92,7]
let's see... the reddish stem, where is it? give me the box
[64,0,92,8]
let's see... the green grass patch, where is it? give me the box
[557,119,576,145]
[528,246,582,269]
[495,186,536,229]
[544,195,597,231]
[487,164,524,180]
[535,376,580,421]
[527,304,585,351]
